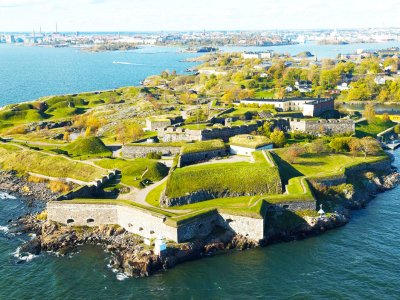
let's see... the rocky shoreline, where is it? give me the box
[2,168,400,278]
[0,171,59,204]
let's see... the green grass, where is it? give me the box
[63,137,112,158]
[254,89,275,99]
[0,144,105,182]
[230,134,271,149]
[355,119,395,138]
[274,151,387,179]
[181,139,225,154]
[165,153,282,199]
[94,158,168,188]
[146,181,167,206]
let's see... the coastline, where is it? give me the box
[3,159,399,278]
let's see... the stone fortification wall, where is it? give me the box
[219,213,264,241]
[158,123,261,143]
[116,206,178,242]
[289,119,355,135]
[178,148,227,167]
[266,200,316,211]
[176,213,221,242]
[47,203,119,227]
[57,170,119,200]
[47,202,267,243]
[122,145,181,158]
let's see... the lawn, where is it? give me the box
[181,140,226,154]
[165,152,282,199]
[274,150,387,179]
[255,89,275,99]
[0,144,105,182]
[63,137,112,158]
[355,119,395,138]
[94,158,168,188]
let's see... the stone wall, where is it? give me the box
[265,200,317,211]
[178,148,227,167]
[289,119,355,135]
[122,145,181,158]
[219,213,264,241]
[47,203,119,227]
[158,123,261,143]
[57,170,120,200]
[176,213,221,242]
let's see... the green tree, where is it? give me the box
[270,128,286,148]
[364,103,376,123]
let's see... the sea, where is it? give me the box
[1,41,400,299]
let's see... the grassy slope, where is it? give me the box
[181,140,225,154]
[274,151,387,179]
[165,152,281,198]
[63,137,112,158]
[94,158,168,188]
[0,144,105,182]
[356,119,395,138]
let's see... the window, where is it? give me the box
[66,219,74,224]
[87,218,94,223]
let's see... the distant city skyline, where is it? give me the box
[0,0,398,32]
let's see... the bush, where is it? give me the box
[146,152,162,159]
[48,181,72,193]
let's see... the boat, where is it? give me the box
[112,61,133,65]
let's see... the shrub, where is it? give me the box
[146,152,162,159]
[283,144,305,164]
[48,181,72,193]
[36,211,48,221]
[28,175,48,184]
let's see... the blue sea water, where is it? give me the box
[0,45,200,106]
[1,42,400,299]
[1,151,400,299]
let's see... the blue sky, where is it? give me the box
[0,0,397,32]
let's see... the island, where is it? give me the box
[1,49,399,277]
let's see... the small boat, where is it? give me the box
[112,61,133,65]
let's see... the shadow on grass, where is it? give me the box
[270,152,303,185]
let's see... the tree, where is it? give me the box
[270,128,286,148]
[283,144,305,164]
[309,139,328,153]
[258,121,273,138]
[359,137,381,159]
[329,137,352,153]
[364,103,376,123]
[63,132,70,142]
[116,122,144,145]
[84,126,92,137]
[394,124,400,135]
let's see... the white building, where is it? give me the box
[337,82,350,91]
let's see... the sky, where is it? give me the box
[0,0,398,32]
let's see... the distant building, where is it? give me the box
[294,81,312,93]
[238,97,334,117]
[242,51,274,60]
[337,82,350,91]
[289,118,355,135]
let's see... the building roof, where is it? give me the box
[229,134,272,149]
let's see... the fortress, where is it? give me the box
[158,123,261,142]
[289,118,355,135]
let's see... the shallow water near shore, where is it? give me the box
[1,151,400,299]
